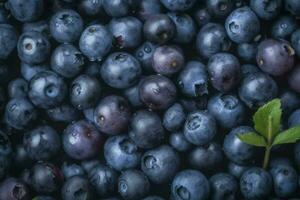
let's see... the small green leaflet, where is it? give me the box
[237,132,267,147]
[272,126,300,146]
[253,99,281,142]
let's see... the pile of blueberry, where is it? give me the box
[1,0,300,199]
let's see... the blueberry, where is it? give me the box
[103,0,132,17]
[8,78,28,98]
[208,93,246,129]
[141,145,180,184]
[143,196,165,200]
[7,0,44,22]
[81,159,101,173]
[84,61,100,78]
[288,64,300,93]
[47,104,81,123]
[32,196,55,200]
[118,170,150,200]
[0,24,18,60]
[240,167,273,199]
[169,132,192,152]
[196,23,231,59]
[0,63,11,84]
[239,72,278,109]
[62,176,94,200]
[101,52,141,89]
[70,75,101,110]
[139,75,177,110]
[163,103,186,131]
[177,61,208,97]
[62,162,85,179]
[171,170,210,200]
[137,0,163,21]
[63,120,103,160]
[49,9,83,43]
[206,0,234,18]
[240,64,260,78]
[250,0,282,20]
[291,28,300,58]
[104,135,141,171]
[188,142,223,173]
[0,178,30,200]
[295,141,300,168]
[78,0,103,16]
[109,16,142,49]
[143,14,176,44]
[29,162,63,194]
[94,95,131,135]
[0,131,12,179]
[285,0,300,16]
[288,109,300,128]
[207,53,240,92]
[20,62,49,81]
[209,173,238,200]
[79,24,113,61]
[135,42,157,72]
[5,98,37,130]
[152,45,185,75]
[88,164,119,197]
[225,6,260,43]
[167,12,196,44]
[256,39,295,76]
[223,126,258,165]
[22,20,50,37]
[17,31,51,65]
[0,7,9,24]
[280,89,300,116]
[28,71,67,109]
[227,162,250,179]
[184,110,217,145]
[237,42,257,62]
[270,157,293,170]
[160,0,197,11]
[51,44,85,78]
[123,83,143,107]
[271,15,297,39]
[194,8,211,27]
[13,144,33,169]
[129,110,165,149]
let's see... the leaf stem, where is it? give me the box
[263,146,271,169]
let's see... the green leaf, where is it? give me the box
[272,126,300,146]
[237,132,268,147]
[253,99,282,142]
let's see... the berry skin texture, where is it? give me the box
[250,0,282,20]
[160,0,197,11]
[256,39,295,76]
[7,0,44,22]
[163,103,186,131]
[62,176,94,200]
[291,28,300,58]
[288,63,300,93]
[0,24,18,60]
[209,173,238,200]
[0,177,30,200]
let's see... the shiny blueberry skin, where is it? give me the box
[109,16,142,49]
[62,176,94,200]
[188,142,223,173]
[51,44,85,78]
[23,125,61,161]
[137,0,163,21]
[291,28,300,58]
[208,94,246,129]
[79,24,113,61]
[63,120,103,160]
[223,126,258,165]
[7,0,44,22]
[256,39,295,76]
[49,9,83,43]
[20,62,49,81]
[177,61,208,98]
[88,164,119,197]
[141,145,180,184]
[135,41,157,72]
[163,103,186,131]
[288,109,300,128]
[250,0,282,20]
[196,23,231,59]
[184,110,217,145]
[271,15,297,39]
[70,75,101,110]
[225,6,260,43]
[0,177,30,200]
[94,95,131,135]
[8,78,28,98]
[209,173,238,200]
[240,167,273,199]
[239,72,278,109]
[129,110,165,149]
[207,53,240,92]
[271,165,298,198]
[227,162,250,179]
[47,104,81,123]
[139,75,177,110]
[143,14,176,44]
[152,45,185,75]
[17,31,51,65]
[118,170,150,200]
[5,98,37,130]
[171,170,210,200]
[104,135,141,171]
[0,24,18,60]
[160,0,197,11]
[237,42,257,62]
[79,0,103,16]
[103,0,132,17]
[101,52,141,89]
[169,132,192,152]
[123,83,143,108]
[206,0,234,18]
[167,12,196,44]
[61,162,85,179]
[28,71,67,109]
